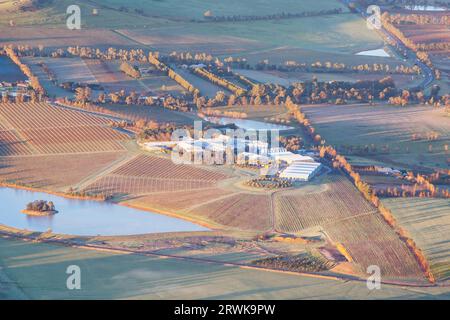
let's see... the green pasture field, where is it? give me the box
[0,0,347,27]
[1,237,449,299]
[1,0,382,56]
[86,0,348,21]
[118,14,384,55]
[0,0,170,28]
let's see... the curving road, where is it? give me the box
[338,0,435,89]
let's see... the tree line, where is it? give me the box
[149,53,201,97]
[119,62,141,79]
[284,98,436,282]
[201,8,344,22]
[193,67,247,96]
[3,46,45,94]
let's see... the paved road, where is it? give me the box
[338,0,434,89]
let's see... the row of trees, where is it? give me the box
[202,8,343,22]
[284,99,435,282]
[388,85,446,107]
[67,46,148,62]
[193,67,247,96]
[71,85,192,112]
[279,135,303,152]
[138,123,189,142]
[416,42,450,52]
[199,108,248,119]
[3,46,45,94]
[375,171,450,198]
[381,12,434,67]
[387,13,450,25]
[195,77,408,107]
[385,13,450,53]
[282,60,421,75]
[119,62,141,79]
[166,51,215,64]
[149,53,201,96]
[318,145,437,283]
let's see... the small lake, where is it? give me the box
[0,56,27,82]
[204,116,294,131]
[0,188,207,236]
[404,5,447,11]
[355,48,390,57]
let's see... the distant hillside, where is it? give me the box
[0,0,51,13]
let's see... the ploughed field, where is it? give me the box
[119,168,429,283]
[273,173,425,282]
[0,102,130,191]
[397,23,450,50]
[0,102,129,155]
[323,213,425,282]
[396,21,450,92]
[274,174,376,231]
[0,102,431,283]
[382,198,450,282]
[0,152,125,190]
[85,59,185,95]
[83,154,234,197]
[99,104,201,125]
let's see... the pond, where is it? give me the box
[0,56,27,82]
[404,5,447,11]
[355,48,390,57]
[0,187,208,236]
[204,116,294,131]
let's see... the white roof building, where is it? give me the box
[237,152,269,165]
[269,149,314,164]
[260,162,279,177]
[189,63,207,69]
[279,160,322,181]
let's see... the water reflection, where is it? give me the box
[0,187,207,236]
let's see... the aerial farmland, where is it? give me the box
[0,0,449,305]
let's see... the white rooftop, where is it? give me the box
[279,160,322,181]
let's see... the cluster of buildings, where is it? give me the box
[267,147,322,181]
[0,81,30,98]
[279,160,322,181]
[144,133,268,164]
[143,134,322,182]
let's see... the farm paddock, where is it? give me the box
[302,103,450,172]
[23,57,97,85]
[0,27,136,47]
[82,154,236,199]
[270,173,426,283]
[84,159,433,284]
[0,152,126,191]
[234,69,421,88]
[323,213,426,282]
[2,236,449,299]
[99,104,201,125]
[274,174,376,232]
[382,198,450,282]
[0,101,436,284]
[186,192,273,231]
[85,59,186,95]
[0,102,130,156]
[396,22,450,93]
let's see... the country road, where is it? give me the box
[338,0,435,89]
